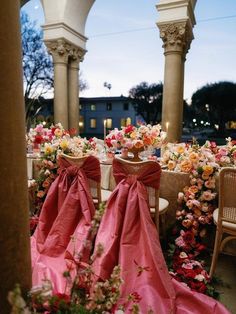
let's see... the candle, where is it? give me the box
[103,119,107,142]
[166,121,169,133]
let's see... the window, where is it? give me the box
[90,118,96,128]
[120,118,126,127]
[106,118,112,129]
[79,116,84,133]
[90,104,96,111]
[123,103,129,111]
[79,104,83,110]
[120,117,132,127]
[106,103,112,111]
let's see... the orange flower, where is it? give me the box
[188,186,199,194]
[167,160,176,170]
[143,136,152,146]
[193,208,202,217]
[37,190,45,198]
[180,160,192,173]
[134,140,144,149]
[189,152,199,163]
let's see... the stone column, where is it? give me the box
[68,47,85,134]
[158,21,193,142]
[46,40,70,130]
[0,1,31,313]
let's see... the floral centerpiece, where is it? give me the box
[27,123,98,231]
[105,124,166,161]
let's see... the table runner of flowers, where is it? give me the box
[26,123,236,310]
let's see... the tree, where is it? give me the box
[191,81,236,134]
[129,82,163,124]
[21,11,54,126]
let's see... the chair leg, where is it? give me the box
[209,228,223,278]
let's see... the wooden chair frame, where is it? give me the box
[210,167,236,277]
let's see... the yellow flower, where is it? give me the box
[130,131,137,139]
[202,165,213,176]
[60,139,69,150]
[176,145,185,154]
[44,144,54,155]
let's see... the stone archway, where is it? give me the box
[21,0,95,133]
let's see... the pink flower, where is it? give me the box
[175,236,185,247]
[35,124,44,133]
[218,148,228,156]
[201,191,215,201]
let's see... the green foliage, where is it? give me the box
[191,81,236,134]
[129,81,163,124]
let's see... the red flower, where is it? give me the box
[182,231,195,244]
[185,269,197,279]
[124,125,135,134]
[68,128,77,136]
[34,134,43,144]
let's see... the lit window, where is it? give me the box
[91,104,96,111]
[79,104,83,110]
[123,103,129,110]
[106,118,112,128]
[120,118,126,127]
[120,117,131,127]
[79,116,84,132]
[106,103,112,111]
[90,118,96,128]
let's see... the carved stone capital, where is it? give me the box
[68,46,86,62]
[45,39,86,65]
[158,21,193,56]
[45,39,70,64]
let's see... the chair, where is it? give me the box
[209,167,236,278]
[115,157,169,235]
[60,153,102,206]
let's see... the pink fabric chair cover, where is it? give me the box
[31,155,101,293]
[92,159,230,314]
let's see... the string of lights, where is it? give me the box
[88,14,236,38]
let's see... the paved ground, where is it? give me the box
[213,254,236,314]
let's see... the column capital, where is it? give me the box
[158,21,193,56]
[45,39,70,64]
[69,45,86,62]
[45,39,86,65]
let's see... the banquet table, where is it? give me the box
[27,156,236,255]
[27,156,190,227]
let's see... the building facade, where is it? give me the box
[79,96,137,137]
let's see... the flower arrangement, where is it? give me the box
[105,124,166,151]
[163,139,236,296]
[27,123,98,230]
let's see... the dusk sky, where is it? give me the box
[22,0,236,102]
